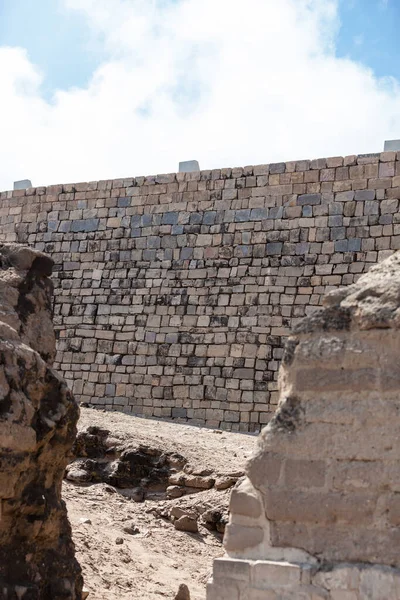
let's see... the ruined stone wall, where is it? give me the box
[0,243,83,598]
[0,151,399,431]
[207,251,400,599]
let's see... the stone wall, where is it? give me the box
[1,151,400,430]
[207,251,400,599]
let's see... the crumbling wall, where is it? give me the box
[208,252,400,599]
[0,244,82,599]
[1,151,400,430]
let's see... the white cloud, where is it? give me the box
[0,0,399,190]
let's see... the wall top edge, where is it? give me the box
[3,151,400,197]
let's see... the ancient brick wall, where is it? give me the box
[0,150,399,431]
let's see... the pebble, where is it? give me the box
[115,537,124,545]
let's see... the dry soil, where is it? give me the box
[64,408,256,600]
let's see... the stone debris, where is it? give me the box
[214,476,238,491]
[0,244,83,597]
[122,523,140,535]
[174,515,199,534]
[169,472,216,489]
[166,485,186,499]
[66,424,240,509]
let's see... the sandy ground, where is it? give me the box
[64,408,257,600]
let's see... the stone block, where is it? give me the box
[224,524,264,553]
[229,478,263,518]
[297,194,321,206]
[252,561,302,589]
[213,558,251,582]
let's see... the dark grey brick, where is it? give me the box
[297,194,321,206]
[329,202,343,215]
[269,162,286,174]
[181,247,193,259]
[203,211,217,225]
[143,250,156,261]
[266,242,283,255]
[71,218,99,233]
[236,245,252,257]
[118,197,130,207]
[161,236,177,249]
[250,208,269,220]
[162,211,179,225]
[335,239,349,252]
[233,368,255,379]
[147,236,161,249]
[190,212,203,224]
[331,227,346,241]
[364,201,379,215]
[131,215,141,227]
[235,209,251,222]
[48,221,59,232]
[141,213,153,226]
[328,215,343,227]
[348,238,361,252]
[269,207,283,219]
[302,206,312,217]
[296,242,310,255]
[355,190,375,201]
[59,221,71,233]
[172,408,187,418]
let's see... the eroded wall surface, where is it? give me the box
[0,243,82,599]
[1,151,400,430]
[207,252,400,599]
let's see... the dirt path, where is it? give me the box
[64,408,257,600]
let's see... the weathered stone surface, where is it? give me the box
[0,244,83,598]
[208,252,400,599]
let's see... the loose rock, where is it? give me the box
[174,583,191,600]
[174,516,198,534]
[167,485,185,499]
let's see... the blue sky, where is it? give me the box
[0,0,103,98]
[0,0,398,99]
[0,0,399,189]
[337,0,400,81]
